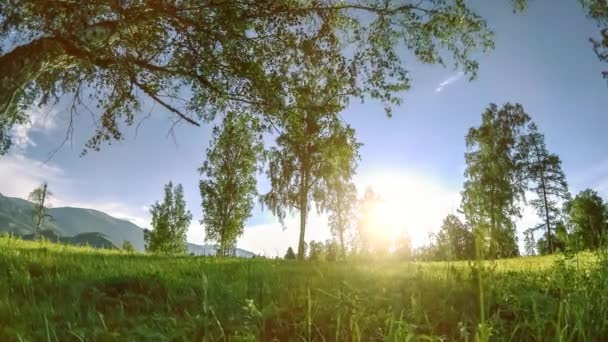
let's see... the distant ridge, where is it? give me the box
[0,192,255,257]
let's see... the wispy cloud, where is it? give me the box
[435,72,464,93]
[10,105,58,151]
[0,154,65,199]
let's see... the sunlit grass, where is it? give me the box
[0,236,605,340]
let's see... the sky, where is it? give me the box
[1,0,607,256]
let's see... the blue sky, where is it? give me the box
[1,0,607,255]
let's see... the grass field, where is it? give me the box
[0,236,607,341]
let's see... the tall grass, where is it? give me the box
[0,236,605,341]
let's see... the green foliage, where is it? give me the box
[536,222,569,255]
[519,122,570,253]
[326,150,360,259]
[122,240,135,253]
[3,236,608,340]
[461,103,531,259]
[0,0,509,153]
[523,229,536,256]
[28,182,53,240]
[145,182,191,254]
[582,0,608,82]
[199,112,263,257]
[394,231,413,260]
[0,117,15,155]
[308,240,326,261]
[324,239,340,262]
[261,70,361,260]
[564,189,608,250]
[284,247,296,260]
[435,214,475,261]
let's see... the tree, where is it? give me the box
[122,240,135,253]
[536,222,569,255]
[324,239,340,262]
[28,182,53,240]
[284,247,296,260]
[435,214,475,261]
[523,229,536,256]
[199,112,263,257]
[461,103,531,258]
[308,240,326,261]
[0,1,512,155]
[519,123,570,253]
[326,154,360,259]
[145,182,192,254]
[582,0,608,82]
[564,189,608,250]
[394,230,413,260]
[261,71,360,260]
[356,187,389,256]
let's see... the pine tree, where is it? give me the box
[145,182,192,254]
[519,123,570,253]
[199,112,263,257]
[284,247,296,260]
[523,229,536,256]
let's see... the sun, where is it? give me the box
[370,201,403,238]
[356,171,461,248]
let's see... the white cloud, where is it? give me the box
[0,153,150,228]
[10,105,58,151]
[435,72,464,93]
[55,198,151,228]
[0,154,65,199]
[186,221,206,245]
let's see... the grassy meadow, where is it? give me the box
[1,236,607,341]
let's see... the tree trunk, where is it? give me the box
[532,142,552,253]
[337,192,346,260]
[34,183,48,240]
[1,38,64,114]
[34,209,42,240]
[540,175,552,252]
[298,173,308,261]
[1,21,121,115]
[219,235,225,257]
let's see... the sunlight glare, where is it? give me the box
[356,171,460,248]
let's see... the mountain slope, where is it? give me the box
[0,193,145,250]
[0,193,255,256]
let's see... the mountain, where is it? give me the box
[0,193,255,257]
[0,193,146,250]
[186,243,256,258]
[21,230,119,249]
